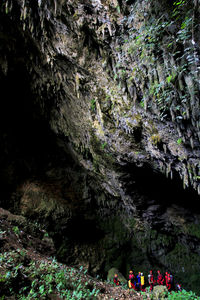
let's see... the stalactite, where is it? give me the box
[20,9,23,21]
[177,127,181,137]
[170,108,175,122]
[198,185,200,195]
[191,118,196,127]
[166,162,171,178]
[159,161,164,172]
[183,166,189,189]
[190,137,194,149]
[5,0,13,14]
[163,144,167,154]
[75,73,80,99]
[193,182,197,190]
[107,23,112,36]
[54,0,57,15]
[23,6,27,20]
[189,170,193,182]
[192,164,197,178]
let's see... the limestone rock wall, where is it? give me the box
[1,0,200,293]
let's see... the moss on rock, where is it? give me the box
[107,267,127,284]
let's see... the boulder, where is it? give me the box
[153,285,168,299]
[107,267,127,285]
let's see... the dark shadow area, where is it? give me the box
[0,39,74,211]
[121,162,200,214]
[62,216,104,243]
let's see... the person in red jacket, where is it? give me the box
[165,272,168,286]
[167,272,172,291]
[148,270,154,292]
[157,270,164,285]
[128,270,136,290]
[113,274,120,286]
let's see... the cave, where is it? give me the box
[1,0,200,297]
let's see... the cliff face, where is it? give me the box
[1,0,200,293]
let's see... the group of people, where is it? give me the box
[148,270,175,292]
[113,270,182,293]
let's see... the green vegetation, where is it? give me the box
[168,289,199,300]
[141,288,199,299]
[90,99,96,111]
[1,224,200,298]
[140,100,145,108]
[150,134,161,145]
[121,0,198,126]
[177,138,182,145]
[13,226,20,236]
[101,142,107,150]
[186,223,200,239]
[0,250,99,299]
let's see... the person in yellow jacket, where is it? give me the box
[141,273,146,292]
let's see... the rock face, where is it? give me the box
[0,0,200,294]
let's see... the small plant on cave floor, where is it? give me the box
[43,232,49,238]
[0,250,100,299]
[177,138,182,145]
[90,99,96,111]
[140,100,145,108]
[12,226,20,236]
[168,289,199,300]
[101,142,107,150]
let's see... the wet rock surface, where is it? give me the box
[0,0,200,294]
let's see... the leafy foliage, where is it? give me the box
[120,0,199,133]
[90,98,96,111]
[0,250,99,299]
[168,289,199,300]
[177,138,182,145]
